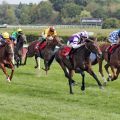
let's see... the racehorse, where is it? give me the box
[0,40,14,82]
[14,34,27,67]
[55,39,103,94]
[98,42,120,81]
[24,36,63,74]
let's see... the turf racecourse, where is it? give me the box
[0,58,120,120]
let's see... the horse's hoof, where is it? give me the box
[70,92,74,94]
[34,66,38,69]
[103,82,107,86]
[71,80,76,86]
[6,77,11,83]
[99,86,104,90]
[81,86,85,91]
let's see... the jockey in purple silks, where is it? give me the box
[67,31,89,48]
[67,31,97,63]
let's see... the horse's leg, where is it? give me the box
[19,55,22,65]
[86,68,103,89]
[57,60,74,94]
[47,55,55,70]
[98,59,107,85]
[34,54,39,68]
[111,68,119,81]
[23,53,28,65]
[9,63,14,80]
[69,69,75,85]
[75,68,85,91]
[104,63,113,81]
[0,63,10,82]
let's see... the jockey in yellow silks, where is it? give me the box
[35,26,57,53]
[41,26,57,43]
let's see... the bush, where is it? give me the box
[102,18,120,29]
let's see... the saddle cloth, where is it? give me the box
[34,41,47,52]
[39,41,47,50]
[60,46,71,57]
[107,44,120,54]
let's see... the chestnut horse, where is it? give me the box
[0,40,14,82]
[98,42,120,81]
[55,39,103,94]
[24,36,63,74]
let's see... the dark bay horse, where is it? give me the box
[24,36,63,74]
[0,40,14,82]
[14,34,27,67]
[55,39,103,94]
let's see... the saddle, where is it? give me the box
[34,41,47,53]
[39,41,47,50]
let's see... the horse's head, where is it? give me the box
[85,38,102,58]
[17,34,27,44]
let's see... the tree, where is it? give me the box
[61,3,82,18]
[102,18,120,29]
[80,10,92,18]
[91,8,107,19]
[0,1,17,24]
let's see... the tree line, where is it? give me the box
[0,0,120,28]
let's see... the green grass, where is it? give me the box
[0,58,120,120]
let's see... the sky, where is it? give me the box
[0,0,45,4]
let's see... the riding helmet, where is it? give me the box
[2,32,10,39]
[49,26,55,32]
[80,31,88,38]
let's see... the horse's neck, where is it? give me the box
[77,45,90,57]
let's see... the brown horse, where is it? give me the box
[14,34,27,67]
[55,39,103,94]
[24,36,63,74]
[98,42,120,81]
[0,40,14,82]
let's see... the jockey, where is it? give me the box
[108,29,120,45]
[0,32,15,46]
[107,29,120,61]
[35,26,57,54]
[11,28,23,44]
[41,26,57,43]
[67,31,88,49]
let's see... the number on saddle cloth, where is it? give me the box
[60,46,71,58]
